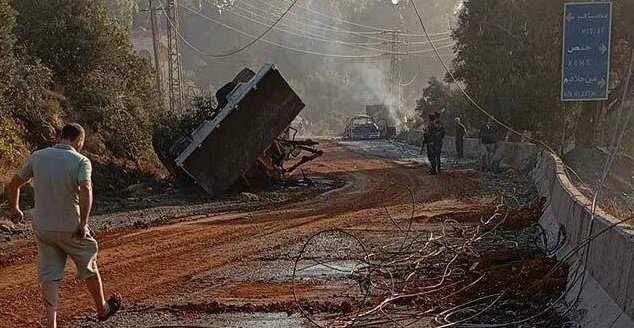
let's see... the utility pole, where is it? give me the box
[149,0,164,104]
[385,30,405,121]
[165,0,185,114]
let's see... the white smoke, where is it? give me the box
[350,60,418,131]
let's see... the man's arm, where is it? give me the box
[5,175,30,223]
[76,157,93,238]
[77,180,93,238]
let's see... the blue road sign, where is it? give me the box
[561,2,612,101]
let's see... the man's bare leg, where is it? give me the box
[86,274,108,317]
[42,281,61,328]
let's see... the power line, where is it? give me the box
[569,45,634,320]
[409,0,558,155]
[409,0,616,198]
[181,0,301,58]
[400,70,420,87]
[247,0,456,38]
[242,0,411,34]
[226,2,384,46]
[214,0,409,43]
[175,4,455,58]
[220,1,454,49]
[233,0,388,36]
[231,0,454,46]
[206,3,391,53]
[410,0,634,326]
[235,0,451,41]
[164,6,383,59]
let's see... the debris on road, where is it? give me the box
[240,192,260,202]
[292,192,569,327]
[0,224,12,234]
[154,64,323,196]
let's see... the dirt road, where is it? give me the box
[0,141,491,327]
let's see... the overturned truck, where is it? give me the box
[154,64,323,196]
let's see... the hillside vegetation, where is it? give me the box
[0,0,165,202]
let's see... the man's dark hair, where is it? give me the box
[60,123,85,141]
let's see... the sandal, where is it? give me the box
[98,294,122,322]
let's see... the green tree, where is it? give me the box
[450,0,563,144]
[11,0,164,161]
[0,0,26,171]
[451,0,634,149]
[416,77,471,135]
[102,0,140,30]
[0,0,14,100]
[415,77,450,114]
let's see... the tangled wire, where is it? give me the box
[291,184,634,328]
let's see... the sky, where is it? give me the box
[178,0,462,134]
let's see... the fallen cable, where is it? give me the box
[291,182,634,327]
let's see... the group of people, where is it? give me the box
[422,112,498,175]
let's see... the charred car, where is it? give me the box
[343,115,381,140]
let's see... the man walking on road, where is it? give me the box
[455,117,466,159]
[422,112,446,175]
[479,118,498,171]
[5,123,121,328]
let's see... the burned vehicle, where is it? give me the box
[366,104,397,138]
[154,64,322,196]
[343,115,381,140]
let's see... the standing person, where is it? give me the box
[455,117,466,159]
[422,112,446,175]
[479,118,498,171]
[5,123,121,327]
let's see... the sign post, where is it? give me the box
[561,2,612,101]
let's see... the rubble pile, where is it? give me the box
[0,223,23,242]
[293,196,569,327]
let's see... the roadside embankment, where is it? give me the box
[397,130,634,327]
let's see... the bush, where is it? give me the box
[10,0,165,162]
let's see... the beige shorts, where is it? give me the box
[35,230,99,282]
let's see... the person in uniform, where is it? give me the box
[479,118,498,171]
[422,112,446,175]
[455,117,466,159]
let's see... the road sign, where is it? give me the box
[561,2,612,101]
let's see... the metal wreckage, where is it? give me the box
[154,64,323,196]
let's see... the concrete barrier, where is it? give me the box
[397,130,634,326]
[533,152,634,327]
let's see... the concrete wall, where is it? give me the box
[397,131,634,326]
[533,153,634,327]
